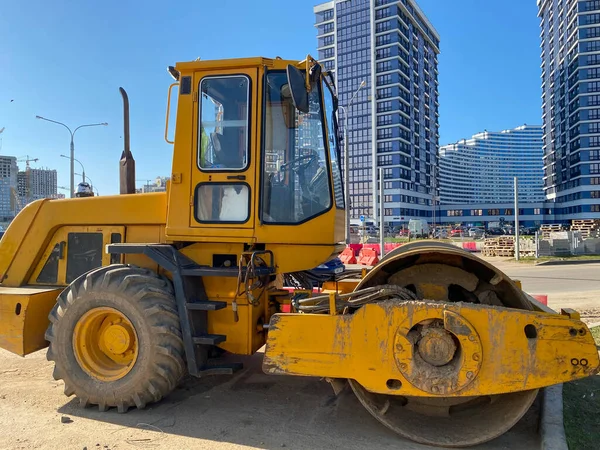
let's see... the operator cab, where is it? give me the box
[165,56,345,251]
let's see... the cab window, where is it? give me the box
[261,71,332,224]
[198,76,249,170]
[322,78,344,208]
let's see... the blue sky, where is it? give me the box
[0,0,541,196]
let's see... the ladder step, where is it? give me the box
[186,301,228,311]
[193,334,227,345]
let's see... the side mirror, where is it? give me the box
[286,65,309,113]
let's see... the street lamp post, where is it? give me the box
[339,80,366,244]
[60,155,85,184]
[36,116,107,198]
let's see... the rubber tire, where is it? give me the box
[45,264,186,413]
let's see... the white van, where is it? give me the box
[408,219,429,238]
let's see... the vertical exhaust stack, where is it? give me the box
[119,87,136,194]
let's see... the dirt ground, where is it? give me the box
[0,347,541,450]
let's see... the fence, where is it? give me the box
[536,231,600,257]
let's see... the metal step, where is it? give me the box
[186,300,228,311]
[193,334,227,345]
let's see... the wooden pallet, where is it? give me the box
[570,219,600,239]
[540,224,564,239]
[483,236,534,257]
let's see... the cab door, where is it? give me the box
[190,68,258,239]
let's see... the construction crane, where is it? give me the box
[0,56,597,448]
[16,155,39,170]
[15,156,39,205]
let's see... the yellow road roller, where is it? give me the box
[0,55,597,448]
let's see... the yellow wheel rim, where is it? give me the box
[73,307,139,381]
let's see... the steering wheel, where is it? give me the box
[280,152,318,173]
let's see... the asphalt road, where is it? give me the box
[488,259,600,294]
[482,259,600,324]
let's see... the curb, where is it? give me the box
[535,259,600,266]
[540,384,568,450]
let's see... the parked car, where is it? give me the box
[433,228,449,239]
[468,227,485,238]
[450,227,467,237]
[520,227,538,236]
[486,227,504,236]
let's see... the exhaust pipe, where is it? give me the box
[119,87,136,194]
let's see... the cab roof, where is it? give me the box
[174,56,302,73]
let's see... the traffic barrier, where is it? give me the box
[462,242,477,252]
[339,247,357,264]
[349,243,363,255]
[363,243,381,255]
[358,247,379,266]
[531,294,548,306]
[384,243,401,253]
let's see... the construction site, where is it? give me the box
[0,54,599,450]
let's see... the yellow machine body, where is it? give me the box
[263,301,599,397]
[0,286,62,355]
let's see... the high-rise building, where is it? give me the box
[0,155,18,221]
[137,176,169,194]
[314,0,440,225]
[439,125,545,205]
[538,0,600,220]
[18,168,58,204]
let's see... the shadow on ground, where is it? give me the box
[58,352,541,450]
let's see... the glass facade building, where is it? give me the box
[315,0,440,224]
[0,155,18,222]
[539,0,600,220]
[439,125,545,205]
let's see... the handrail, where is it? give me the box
[164,82,179,144]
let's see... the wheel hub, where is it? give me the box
[102,322,133,355]
[417,327,456,367]
[73,307,139,382]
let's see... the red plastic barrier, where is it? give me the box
[363,244,381,255]
[339,247,357,264]
[349,244,363,256]
[462,242,477,252]
[531,294,548,306]
[358,248,379,266]
[384,243,401,253]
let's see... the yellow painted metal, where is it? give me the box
[73,307,139,382]
[322,279,360,294]
[28,225,126,286]
[263,300,600,397]
[0,286,62,355]
[0,193,166,287]
[164,82,179,144]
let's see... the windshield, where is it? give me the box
[261,71,332,223]
[322,78,344,209]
